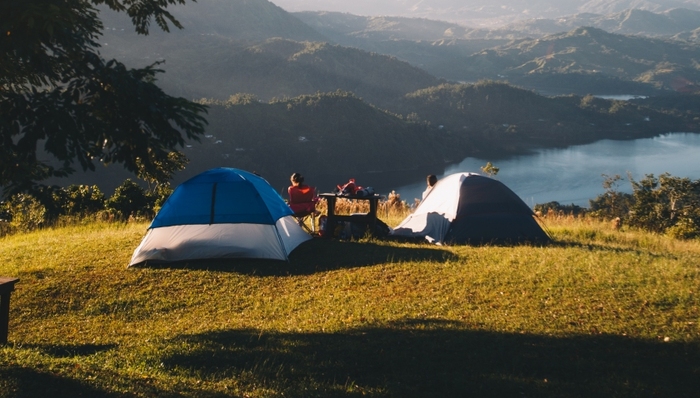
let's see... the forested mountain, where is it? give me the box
[103,34,443,103]
[46,0,700,194]
[674,27,700,40]
[178,83,698,190]
[52,83,700,194]
[98,0,442,103]
[184,92,459,188]
[161,85,700,191]
[99,0,327,43]
[97,0,700,101]
[393,82,693,147]
[50,92,462,193]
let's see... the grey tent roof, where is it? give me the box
[392,173,550,244]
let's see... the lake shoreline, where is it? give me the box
[394,132,700,208]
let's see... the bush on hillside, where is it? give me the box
[106,179,154,220]
[589,191,634,219]
[0,179,171,236]
[534,201,587,217]
[588,174,634,220]
[52,185,106,217]
[627,173,700,238]
[150,184,174,214]
[0,194,47,235]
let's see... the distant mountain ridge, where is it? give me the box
[295,7,700,44]
[292,10,700,94]
[502,8,700,37]
[272,0,700,27]
[465,27,700,94]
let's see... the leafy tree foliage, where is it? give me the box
[0,179,171,235]
[587,172,700,239]
[52,184,105,217]
[480,162,499,177]
[0,194,46,233]
[0,0,207,197]
[105,178,151,220]
[533,201,586,217]
[627,173,700,237]
[588,174,633,220]
[197,90,453,181]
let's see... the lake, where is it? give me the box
[41,132,700,209]
[391,132,700,208]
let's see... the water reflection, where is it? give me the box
[394,133,700,207]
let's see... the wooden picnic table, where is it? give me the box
[0,277,19,344]
[319,193,381,238]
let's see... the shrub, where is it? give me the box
[1,194,47,234]
[53,185,106,217]
[149,185,173,214]
[627,173,700,234]
[106,179,153,220]
[534,201,586,217]
[665,217,700,239]
[588,191,633,219]
[588,174,633,220]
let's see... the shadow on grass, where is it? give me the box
[547,239,670,257]
[4,321,699,397]
[0,366,128,398]
[156,320,700,397]
[140,238,458,276]
[0,364,230,398]
[25,343,118,358]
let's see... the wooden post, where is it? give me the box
[0,277,19,345]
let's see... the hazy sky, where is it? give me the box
[271,0,414,16]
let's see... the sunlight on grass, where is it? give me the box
[1,217,699,397]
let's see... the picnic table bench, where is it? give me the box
[0,277,19,344]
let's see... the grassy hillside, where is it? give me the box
[1,217,699,397]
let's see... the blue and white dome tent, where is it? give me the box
[129,168,311,266]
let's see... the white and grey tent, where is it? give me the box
[129,168,311,266]
[392,173,549,244]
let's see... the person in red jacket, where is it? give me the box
[288,173,317,215]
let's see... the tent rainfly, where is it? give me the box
[129,168,311,266]
[391,173,550,244]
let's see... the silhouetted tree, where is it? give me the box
[1,0,207,197]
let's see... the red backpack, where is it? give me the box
[337,179,360,195]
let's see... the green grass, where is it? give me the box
[1,219,699,397]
